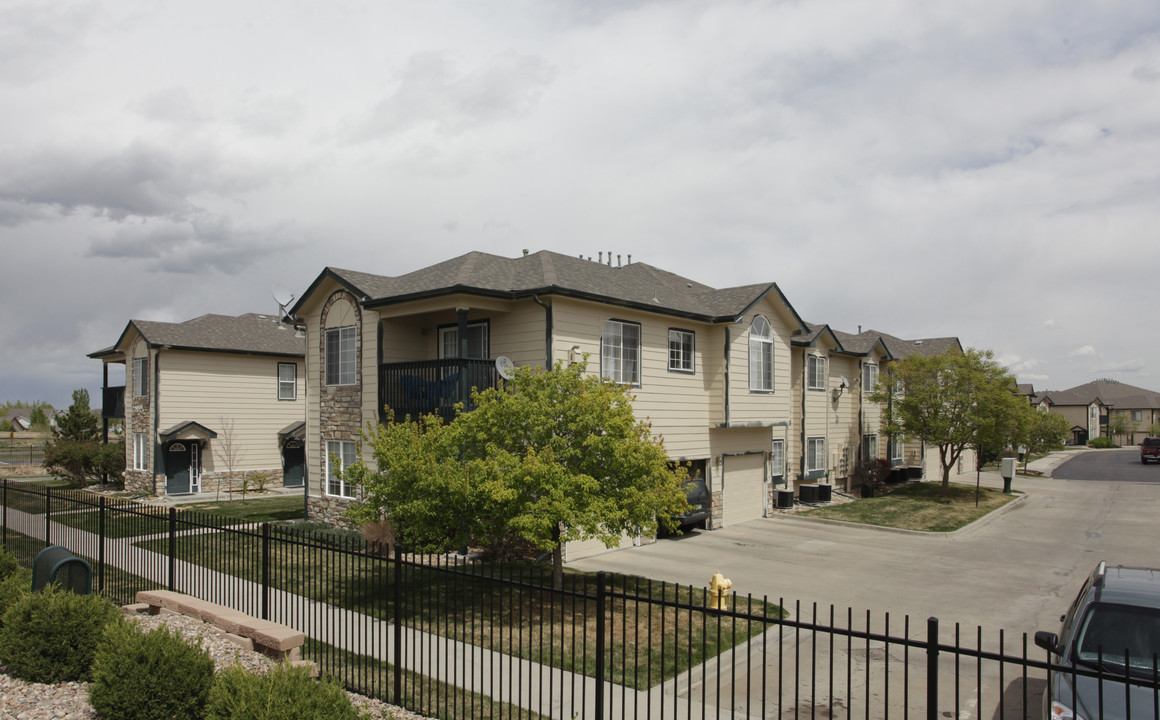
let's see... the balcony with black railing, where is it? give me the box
[379,359,501,424]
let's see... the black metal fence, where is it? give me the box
[0,440,46,466]
[2,479,1159,719]
[379,359,501,424]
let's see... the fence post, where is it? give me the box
[2,478,7,548]
[595,571,607,720]
[168,507,177,591]
[261,522,270,621]
[98,496,106,593]
[927,616,939,720]
[44,487,51,546]
[393,549,403,706]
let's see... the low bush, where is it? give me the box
[1089,437,1118,449]
[89,621,215,720]
[0,585,123,683]
[206,663,361,720]
[0,547,19,581]
[0,568,32,624]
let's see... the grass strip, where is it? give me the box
[800,481,1016,532]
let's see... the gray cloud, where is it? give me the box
[0,2,99,86]
[0,140,271,223]
[344,51,558,141]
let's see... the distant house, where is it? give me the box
[1037,379,1160,446]
[89,314,306,496]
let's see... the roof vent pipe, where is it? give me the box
[607,250,612,266]
[523,249,529,256]
[858,325,862,334]
[617,254,622,267]
[628,254,632,265]
[598,251,603,264]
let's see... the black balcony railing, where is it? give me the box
[102,386,125,419]
[379,358,500,424]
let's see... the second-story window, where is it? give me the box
[749,316,774,391]
[602,320,641,385]
[808,355,827,391]
[862,362,879,394]
[325,326,356,386]
[133,357,148,397]
[278,362,297,400]
[668,329,694,373]
[438,321,490,359]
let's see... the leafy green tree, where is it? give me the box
[872,348,1023,495]
[1023,410,1071,456]
[345,361,689,589]
[43,390,123,487]
[28,405,50,433]
[1107,413,1131,444]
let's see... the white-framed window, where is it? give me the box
[438,321,490,359]
[770,439,785,480]
[326,440,358,498]
[278,362,297,400]
[1132,410,1143,422]
[749,315,774,392]
[808,355,827,391]
[807,437,826,474]
[601,320,641,385]
[668,329,695,373]
[863,434,879,462]
[325,326,356,386]
[133,432,148,471]
[133,357,148,397]
[862,363,879,394]
[889,436,904,466]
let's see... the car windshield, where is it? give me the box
[1074,603,1160,674]
[1144,438,1160,447]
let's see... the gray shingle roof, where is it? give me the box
[94,314,305,358]
[312,250,805,326]
[1040,380,1160,409]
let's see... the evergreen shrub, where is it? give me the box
[0,585,122,682]
[206,663,361,720]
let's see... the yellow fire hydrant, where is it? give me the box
[709,571,733,611]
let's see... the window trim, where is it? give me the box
[133,432,148,471]
[437,320,491,360]
[770,438,785,480]
[806,436,826,479]
[324,325,357,386]
[862,362,879,394]
[277,362,297,401]
[325,439,358,499]
[748,315,774,393]
[601,319,642,386]
[889,436,904,466]
[667,328,695,374]
[863,433,879,463]
[807,354,827,391]
[133,357,148,397]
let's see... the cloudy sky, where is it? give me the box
[1,0,1158,410]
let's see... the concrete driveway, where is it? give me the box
[569,456,1158,638]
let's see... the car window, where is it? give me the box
[1074,603,1160,673]
[1145,438,1160,447]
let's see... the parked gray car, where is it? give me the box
[1035,563,1160,719]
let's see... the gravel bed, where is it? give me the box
[0,612,433,720]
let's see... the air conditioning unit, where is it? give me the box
[817,483,832,503]
[799,484,820,504]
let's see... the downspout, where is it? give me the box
[152,348,160,497]
[300,319,310,519]
[376,314,384,424]
[858,361,864,468]
[723,327,731,427]
[799,355,807,481]
[532,295,552,369]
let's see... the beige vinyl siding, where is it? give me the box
[488,299,548,369]
[551,298,715,458]
[378,299,546,369]
[709,426,772,527]
[727,303,793,428]
[360,307,379,430]
[828,354,861,487]
[564,533,639,562]
[158,350,304,473]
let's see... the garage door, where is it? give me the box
[720,453,766,527]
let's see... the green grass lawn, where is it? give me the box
[800,481,1017,532]
[34,494,305,539]
[134,527,783,689]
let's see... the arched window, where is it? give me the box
[749,316,774,391]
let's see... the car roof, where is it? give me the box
[1092,565,1160,610]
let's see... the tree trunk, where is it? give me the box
[551,524,564,591]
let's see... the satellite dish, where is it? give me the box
[495,356,515,380]
[271,282,295,322]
